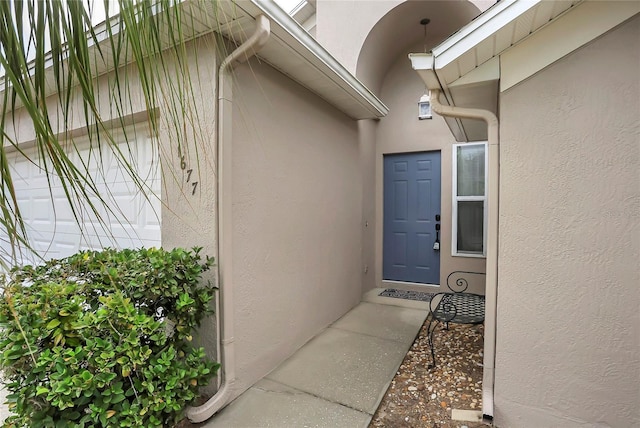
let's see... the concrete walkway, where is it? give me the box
[203,292,430,428]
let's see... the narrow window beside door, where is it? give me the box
[452,143,487,257]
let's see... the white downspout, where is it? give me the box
[429,89,499,422]
[186,15,271,423]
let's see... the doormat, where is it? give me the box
[379,288,435,302]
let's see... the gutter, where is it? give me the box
[409,53,499,422]
[245,0,389,118]
[186,14,271,423]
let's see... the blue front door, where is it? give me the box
[383,151,441,284]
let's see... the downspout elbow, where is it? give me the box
[219,15,271,74]
[429,89,498,139]
[186,14,270,424]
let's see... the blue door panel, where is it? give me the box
[417,180,431,220]
[391,233,407,267]
[394,181,408,220]
[383,151,441,284]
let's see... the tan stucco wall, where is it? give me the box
[158,35,220,365]
[495,15,640,427]
[315,0,403,75]
[372,43,486,293]
[229,58,362,393]
[358,119,379,292]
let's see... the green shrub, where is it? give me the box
[0,247,219,428]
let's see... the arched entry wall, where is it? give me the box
[373,43,486,293]
[315,0,495,92]
[315,0,404,76]
[336,0,496,293]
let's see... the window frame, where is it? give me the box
[452,142,488,258]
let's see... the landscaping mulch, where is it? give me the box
[369,317,485,428]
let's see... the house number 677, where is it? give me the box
[180,156,198,195]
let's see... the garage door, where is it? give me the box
[2,128,161,265]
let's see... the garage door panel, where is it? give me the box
[81,232,154,250]
[31,198,55,224]
[51,197,79,224]
[145,202,161,228]
[8,152,63,183]
[33,239,57,254]
[55,242,78,257]
[108,222,159,237]
[81,234,117,250]
[25,222,80,242]
[3,128,162,265]
[15,197,32,222]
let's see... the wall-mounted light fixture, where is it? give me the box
[418,18,432,120]
[418,90,432,120]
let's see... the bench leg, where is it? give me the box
[427,316,440,369]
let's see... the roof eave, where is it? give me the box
[2,0,388,121]
[245,0,388,120]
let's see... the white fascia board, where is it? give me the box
[245,0,389,118]
[432,0,542,69]
[408,53,441,90]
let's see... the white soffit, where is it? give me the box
[292,1,315,25]
[449,57,499,88]
[218,0,388,120]
[501,1,640,91]
[432,0,583,87]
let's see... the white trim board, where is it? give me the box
[433,0,540,69]
[451,142,488,258]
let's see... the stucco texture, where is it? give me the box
[229,59,362,394]
[495,15,640,428]
[159,35,220,371]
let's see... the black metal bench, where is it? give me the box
[427,271,486,368]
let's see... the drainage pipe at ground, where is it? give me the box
[186,14,271,423]
[428,89,499,422]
